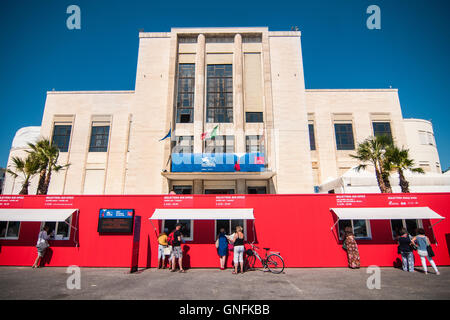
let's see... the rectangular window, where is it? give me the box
[372,122,392,140]
[246,135,264,153]
[171,136,194,154]
[215,219,246,239]
[390,219,422,238]
[245,112,263,123]
[176,64,195,123]
[308,124,316,151]
[42,217,72,240]
[172,185,193,194]
[89,125,110,152]
[162,219,193,241]
[338,219,371,240]
[205,135,234,154]
[51,125,72,152]
[247,186,266,194]
[206,64,233,123]
[334,123,355,150]
[0,221,20,239]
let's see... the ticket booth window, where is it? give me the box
[338,219,371,240]
[163,219,193,241]
[390,219,423,239]
[41,217,72,240]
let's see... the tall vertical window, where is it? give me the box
[51,125,72,152]
[372,122,392,140]
[89,124,110,152]
[308,124,316,151]
[205,135,234,154]
[206,65,233,123]
[334,123,355,150]
[246,135,264,153]
[176,64,195,123]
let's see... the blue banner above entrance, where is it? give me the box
[171,153,265,172]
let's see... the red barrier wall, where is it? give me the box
[1,193,449,268]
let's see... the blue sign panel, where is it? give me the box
[98,209,135,233]
[171,153,265,173]
[99,209,134,219]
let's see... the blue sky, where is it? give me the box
[0,0,449,170]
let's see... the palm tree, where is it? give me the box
[6,154,40,195]
[350,135,393,193]
[384,146,424,193]
[27,138,70,195]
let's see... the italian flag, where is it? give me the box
[201,125,219,140]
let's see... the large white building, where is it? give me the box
[2,27,444,195]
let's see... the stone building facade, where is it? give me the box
[2,27,443,195]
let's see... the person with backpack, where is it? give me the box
[412,228,440,275]
[170,223,186,273]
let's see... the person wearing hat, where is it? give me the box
[171,223,186,273]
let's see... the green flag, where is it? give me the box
[210,125,219,139]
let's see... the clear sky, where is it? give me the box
[0,0,449,171]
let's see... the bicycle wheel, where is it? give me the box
[244,255,256,272]
[266,254,284,274]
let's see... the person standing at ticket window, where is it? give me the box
[171,223,186,273]
[157,231,169,269]
[32,225,53,268]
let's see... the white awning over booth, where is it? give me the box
[330,207,444,220]
[150,208,254,220]
[0,209,77,222]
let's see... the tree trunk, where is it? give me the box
[36,168,46,195]
[19,180,29,195]
[398,168,410,193]
[42,167,52,195]
[381,172,392,193]
[374,164,387,193]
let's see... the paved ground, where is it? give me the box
[0,266,449,300]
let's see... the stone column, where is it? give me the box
[233,34,245,153]
[193,34,206,154]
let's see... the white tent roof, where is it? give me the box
[330,207,444,220]
[150,208,254,220]
[11,126,41,149]
[319,166,450,192]
[0,209,77,222]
